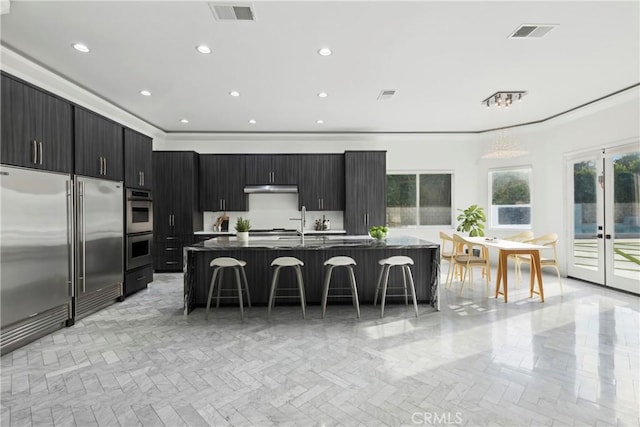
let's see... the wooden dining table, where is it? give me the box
[466,237,547,302]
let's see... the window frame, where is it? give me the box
[386,170,455,228]
[488,165,533,230]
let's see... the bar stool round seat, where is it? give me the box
[268,257,306,319]
[373,255,419,318]
[321,256,360,319]
[206,257,251,320]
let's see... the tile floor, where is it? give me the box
[1,271,638,426]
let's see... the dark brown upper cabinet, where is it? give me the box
[74,108,123,181]
[1,74,72,173]
[124,128,153,190]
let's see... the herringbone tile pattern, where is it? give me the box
[1,272,638,426]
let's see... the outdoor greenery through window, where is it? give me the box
[489,167,532,229]
[387,173,452,227]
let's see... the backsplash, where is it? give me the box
[202,193,344,231]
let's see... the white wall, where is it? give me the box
[4,46,638,274]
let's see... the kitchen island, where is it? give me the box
[183,235,439,314]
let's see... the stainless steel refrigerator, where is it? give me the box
[1,166,73,353]
[74,175,124,319]
[0,166,123,353]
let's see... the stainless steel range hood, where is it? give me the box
[243,185,298,193]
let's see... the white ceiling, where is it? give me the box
[1,1,638,134]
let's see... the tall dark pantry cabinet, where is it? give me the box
[153,151,202,272]
[344,151,387,235]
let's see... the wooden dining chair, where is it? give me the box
[515,233,563,294]
[452,234,491,296]
[439,231,458,287]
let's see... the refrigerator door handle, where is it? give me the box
[67,180,75,297]
[79,181,86,293]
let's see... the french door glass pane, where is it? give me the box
[573,160,599,271]
[573,160,599,270]
[612,152,640,281]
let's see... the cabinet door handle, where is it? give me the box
[99,157,102,175]
[38,142,43,165]
[169,215,172,227]
[219,199,223,211]
[366,213,369,224]
[104,157,107,175]
[142,171,144,186]
[32,141,38,164]
[223,199,226,211]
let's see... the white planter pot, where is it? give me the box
[236,231,249,242]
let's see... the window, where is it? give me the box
[387,173,452,227]
[489,167,532,229]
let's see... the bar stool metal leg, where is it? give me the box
[205,268,220,320]
[380,264,391,318]
[267,266,281,319]
[295,265,306,319]
[405,265,419,317]
[321,265,334,319]
[234,266,244,319]
[348,266,361,318]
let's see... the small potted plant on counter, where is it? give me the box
[235,217,251,242]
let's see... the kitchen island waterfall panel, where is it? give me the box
[183,236,439,313]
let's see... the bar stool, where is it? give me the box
[373,256,419,318]
[206,257,251,320]
[268,257,306,319]
[321,256,360,319]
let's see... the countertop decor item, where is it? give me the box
[235,217,251,241]
[369,225,388,240]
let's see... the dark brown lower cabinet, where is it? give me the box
[124,265,153,296]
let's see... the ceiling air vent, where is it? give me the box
[377,90,397,101]
[509,24,557,39]
[209,3,255,21]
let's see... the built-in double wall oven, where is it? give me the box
[126,189,153,271]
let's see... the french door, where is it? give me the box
[567,143,640,294]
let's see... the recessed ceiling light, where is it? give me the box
[248,119,256,124]
[229,91,240,97]
[180,118,189,124]
[318,47,332,56]
[317,92,328,98]
[196,44,212,54]
[139,90,151,97]
[316,119,324,124]
[72,43,90,53]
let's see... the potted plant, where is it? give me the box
[456,204,486,237]
[235,217,251,242]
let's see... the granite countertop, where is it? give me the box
[185,235,438,251]
[194,229,347,235]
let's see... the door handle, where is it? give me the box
[142,171,144,186]
[38,142,43,165]
[32,140,38,164]
[104,157,107,175]
[67,180,74,297]
[596,233,603,238]
[99,157,103,175]
[605,234,612,239]
[79,180,86,293]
